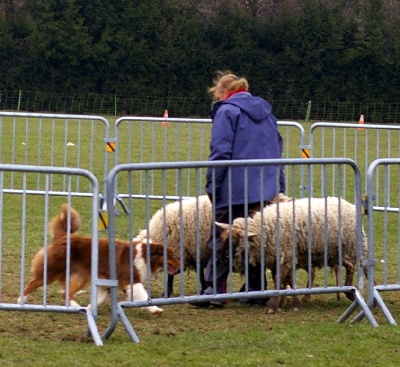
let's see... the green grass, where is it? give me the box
[0,116,400,366]
[1,300,400,366]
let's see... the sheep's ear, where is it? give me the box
[278,193,293,202]
[230,224,247,239]
[247,231,257,238]
[215,222,229,231]
[242,218,257,238]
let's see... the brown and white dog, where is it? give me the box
[18,204,180,314]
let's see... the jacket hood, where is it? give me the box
[222,92,272,123]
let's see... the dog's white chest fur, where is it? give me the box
[133,243,147,282]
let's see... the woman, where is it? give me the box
[193,71,283,308]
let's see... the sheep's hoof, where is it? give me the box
[279,297,289,308]
[265,308,276,314]
[302,295,311,303]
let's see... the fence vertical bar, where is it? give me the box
[17,90,22,111]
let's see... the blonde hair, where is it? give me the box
[208,71,249,100]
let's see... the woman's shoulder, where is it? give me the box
[212,100,240,117]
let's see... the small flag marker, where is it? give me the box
[162,110,169,127]
[358,114,365,131]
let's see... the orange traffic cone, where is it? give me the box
[162,109,169,127]
[357,114,364,130]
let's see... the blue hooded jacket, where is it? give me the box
[205,91,282,209]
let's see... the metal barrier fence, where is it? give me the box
[361,158,400,325]
[103,158,377,342]
[0,164,104,346]
[309,122,400,210]
[0,112,111,203]
[2,113,400,216]
[0,112,306,210]
[2,113,400,344]
[113,117,307,210]
[9,113,400,216]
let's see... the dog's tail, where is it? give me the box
[48,203,81,240]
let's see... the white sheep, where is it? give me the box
[138,194,292,296]
[138,195,212,295]
[216,197,367,313]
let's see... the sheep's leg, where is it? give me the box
[292,295,301,311]
[268,269,292,310]
[279,271,291,308]
[167,274,174,297]
[302,267,316,303]
[167,270,207,297]
[286,268,301,312]
[265,297,280,314]
[334,265,341,300]
[266,266,301,314]
[268,268,283,306]
[279,266,301,312]
[199,269,208,293]
[265,269,279,314]
[344,262,355,302]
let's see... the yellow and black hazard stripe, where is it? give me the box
[98,210,108,231]
[106,142,115,152]
[301,148,310,158]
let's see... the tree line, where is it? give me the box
[1,0,400,104]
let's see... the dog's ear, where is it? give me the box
[166,246,179,259]
[149,243,164,256]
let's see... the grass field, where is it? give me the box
[1,115,400,366]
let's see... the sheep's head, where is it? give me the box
[216,220,257,244]
[266,193,293,205]
[215,218,257,272]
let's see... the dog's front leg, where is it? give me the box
[87,286,109,310]
[124,283,163,314]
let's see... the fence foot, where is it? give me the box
[117,305,140,343]
[101,304,140,343]
[372,288,397,325]
[337,288,379,327]
[337,299,358,324]
[102,313,118,341]
[85,310,104,346]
